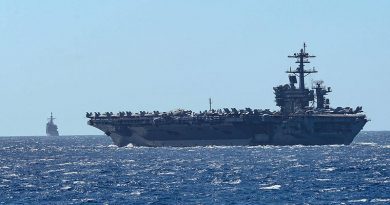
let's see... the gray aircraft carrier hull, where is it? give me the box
[90,114,367,147]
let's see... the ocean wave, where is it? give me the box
[125,143,134,148]
[57,162,73,166]
[248,145,280,149]
[355,142,378,146]
[319,187,344,192]
[320,167,336,172]
[204,145,240,149]
[291,163,306,168]
[370,198,390,202]
[63,172,79,175]
[80,198,97,203]
[227,179,241,185]
[131,190,142,196]
[60,186,72,191]
[348,199,368,203]
[4,173,19,178]
[108,144,118,148]
[260,185,281,190]
[316,178,331,182]
[197,169,207,174]
[73,181,86,185]
[157,171,176,175]
[211,177,222,185]
[22,183,36,188]
[327,144,345,148]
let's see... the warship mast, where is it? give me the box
[287,43,317,90]
[209,98,212,111]
[49,112,55,124]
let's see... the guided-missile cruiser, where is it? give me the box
[46,112,59,136]
[87,44,368,147]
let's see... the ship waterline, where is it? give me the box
[87,44,367,147]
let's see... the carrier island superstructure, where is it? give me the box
[87,44,367,147]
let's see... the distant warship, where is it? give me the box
[46,112,59,136]
[87,44,368,147]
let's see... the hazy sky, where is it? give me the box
[0,0,389,136]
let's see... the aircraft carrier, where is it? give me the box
[87,44,368,147]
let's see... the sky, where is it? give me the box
[0,0,389,136]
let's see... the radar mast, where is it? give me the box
[287,43,317,90]
[48,112,55,123]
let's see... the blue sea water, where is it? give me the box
[0,132,389,204]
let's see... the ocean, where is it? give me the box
[0,131,389,204]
